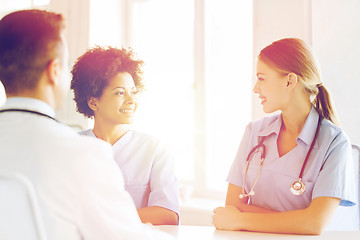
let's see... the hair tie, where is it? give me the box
[316,83,323,88]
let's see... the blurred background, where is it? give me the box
[1,0,359,225]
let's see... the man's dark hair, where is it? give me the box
[0,9,64,94]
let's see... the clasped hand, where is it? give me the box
[212,206,243,231]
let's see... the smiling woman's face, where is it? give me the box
[253,60,290,114]
[89,72,138,125]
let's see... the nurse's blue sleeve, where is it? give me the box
[226,123,252,187]
[312,131,356,206]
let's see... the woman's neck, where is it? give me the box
[277,100,312,157]
[92,122,129,145]
[281,101,312,135]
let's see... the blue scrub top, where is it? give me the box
[227,106,356,212]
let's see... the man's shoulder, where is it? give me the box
[39,123,113,158]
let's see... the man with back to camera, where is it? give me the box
[0,9,173,239]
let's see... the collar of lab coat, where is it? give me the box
[1,97,56,118]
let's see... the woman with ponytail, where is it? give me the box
[212,38,356,234]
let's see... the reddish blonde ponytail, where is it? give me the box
[313,84,339,126]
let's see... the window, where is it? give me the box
[130,0,195,183]
[0,0,50,14]
[89,0,253,199]
[203,0,252,195]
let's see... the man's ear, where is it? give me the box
[286,73,298,90]
[87,97,98,111]
[46,58,61,86]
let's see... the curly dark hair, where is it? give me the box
[70,46,144,118]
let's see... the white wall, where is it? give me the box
[49,0,91,130]
[253,0,359,145]
[89,0,125,47]
[252,0,311,120]
[0,81,5,106]
[312,0,360,145]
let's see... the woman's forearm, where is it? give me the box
[137,206,178,225]
[214,197,340,235]
[240,207,321,234]
[232,202,277,213]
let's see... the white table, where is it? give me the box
[156,225,360,240]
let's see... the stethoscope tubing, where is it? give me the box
[241,115,323,198]
[298,116,322,180]
[0,108,58,122]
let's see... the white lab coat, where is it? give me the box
[0,97,173,240]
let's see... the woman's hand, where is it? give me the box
[212,206,243,231]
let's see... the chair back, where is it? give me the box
[0,172,47,240]
[353,144,360,229]
[326,144,360,230]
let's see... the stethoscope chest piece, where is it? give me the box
[290,179,306,195]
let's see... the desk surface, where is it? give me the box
[156,225,360,240]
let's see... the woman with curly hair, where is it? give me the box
[70,46,179,225]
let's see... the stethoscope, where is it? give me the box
[239,116,322,199]
[0,109,58,122]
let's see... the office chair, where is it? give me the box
[0,172,48,240]
[326,144,360,230]
[353,144,360,230]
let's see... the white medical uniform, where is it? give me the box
[80,130,179,216]
[227,106,356,212]
[0,97,173,240]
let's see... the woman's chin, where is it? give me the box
[261,105,274,114]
